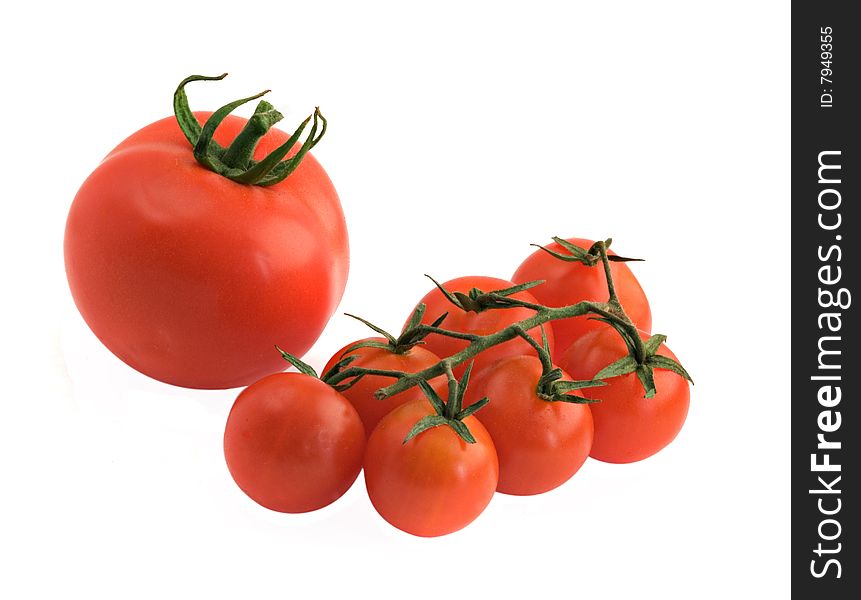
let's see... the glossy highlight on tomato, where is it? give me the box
[64,110,348,389]
[559,327,689,463]
[512,237,650,360]
[223,373,365,513]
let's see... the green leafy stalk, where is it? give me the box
[531,237,643,267]
[335,304,448,359]
[511,326,604,403]
[276,345,405,393]
[376,240,691,400]
[593,331,694,398]
[172,73,326,186]
[403,364,489,444]
[425,275,544,313]
[277,238,690,412]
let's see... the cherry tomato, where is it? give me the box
[558,328,689,463]
[512,237,650,360]
[223,373,365,513]
[364,399,498,537]
[407,275,554,378]
[65,96,348,389]
[322,337,447,436]
[464,355,593,495]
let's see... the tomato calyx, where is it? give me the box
[275,346,404,394]
[425,275,545,314]
[513,326,604,403]
[532,237,643,268]
[341,304,448,356]
[173,73,326,186]
[404,364,489,444]
[590,322,694,398]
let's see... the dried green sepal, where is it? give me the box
[173,73,326,187]
[648,354,694,383]
[275,345,318,378]
[644,333,668,355]
[403,415,449,443]
[404,363,487,444]
[456,397,489,420]
[593,356,639,380]
[636,365,657,398]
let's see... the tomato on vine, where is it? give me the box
[512,237,650,360]
[321,307,447,436]
[558,325,691,463]
[223,352,365,513]
[65,74,348,389]
[464,331,597,495]
[407,275,555,378]
[364,367,498,537]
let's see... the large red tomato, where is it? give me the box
[364,399,499,537]
[407,275,554,378]
[65,83,348,389]
[223,373,365,513]
[512,237,650,360]
[464,355,593,495]
[558,327,690,463]
[322,337,447,436]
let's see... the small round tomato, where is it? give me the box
[322,337,447,436]
[558,328,689,463]
[223,373,365,513]
[464,355,593,495]
[512,237,650,360]
[364,399,498,537]
[408,275,554,378]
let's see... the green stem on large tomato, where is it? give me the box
[172,73,326,186]
[220,100,284,170]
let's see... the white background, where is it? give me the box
[1,1,789,598]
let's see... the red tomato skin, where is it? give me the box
[64,112,348,389]
[558,328,689,463]
[364,399,499,537]
[512,238,650,361]
[322,338,448,437]
[464,355,593,495]
[408,275,554,378]
[223,373,365,513]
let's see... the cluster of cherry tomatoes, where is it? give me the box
[223,238,692,537]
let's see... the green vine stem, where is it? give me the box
[172,73,326,186]
[375,298,619,399]
[403,363,489,444]
[276,345,405,393]
[510,326,604,403]
[592,239,646,363]
[277,239,690,406]
[371,240,687,400]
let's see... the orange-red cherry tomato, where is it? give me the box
[364,399,498,537]
[322,337,447,436]
[559,328,689,463]
[223,373,365,513]
[512,237,650,360]
[464,355,593,495]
